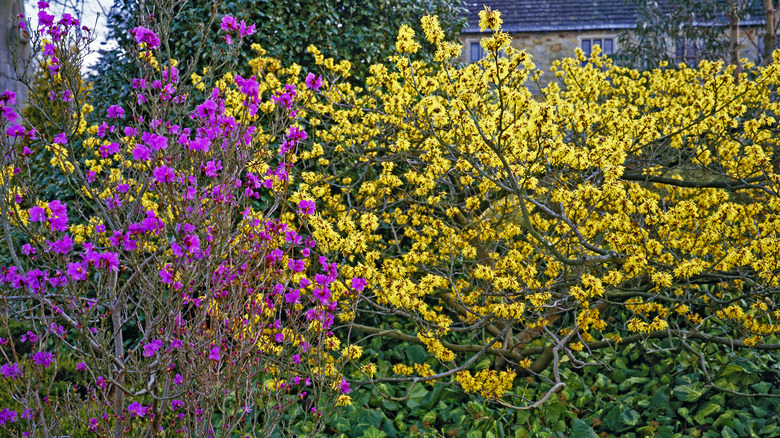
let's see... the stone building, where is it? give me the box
[458,0,771,82]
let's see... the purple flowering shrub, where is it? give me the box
[0,3,356,437]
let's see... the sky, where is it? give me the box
[24,0,117,68]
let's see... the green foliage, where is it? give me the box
[89,0,466,111]
[326,323,780,437]
[616,0,760,69]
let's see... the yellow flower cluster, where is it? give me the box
[456,369,516,399]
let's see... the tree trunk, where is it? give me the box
[0,0,30,111]
[729,4,741,76]
[765,0,778,64]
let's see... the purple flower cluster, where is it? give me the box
[127,401,150,417]
[0,6,355,433]
[31,351,55,368]
[28,200,69,232]
[35,2,86,74]
[131,26,161,49]
[305,73,323,91]
[219,15,256,45]
[143,339,164,357]
[0,363,22,380]
[0,408,17,426]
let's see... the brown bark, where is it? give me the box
[728,4,741,78]
[0,0,29,110]
[764,0,778,64]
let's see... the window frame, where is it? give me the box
[578,35,617,59]
[469,41,486,63]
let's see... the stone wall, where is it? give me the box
[458,27,766,89]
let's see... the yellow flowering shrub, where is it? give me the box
[290,8,780,406]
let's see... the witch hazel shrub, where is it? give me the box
[0,4,355,437]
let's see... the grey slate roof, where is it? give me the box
[462,0,766,34]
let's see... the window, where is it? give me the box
[675,39,700,63]
[470,42,485,63]
[581,37,615,58]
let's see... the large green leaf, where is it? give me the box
[361,426,387,438]
[650,387,670,410]
[571,418,598,438]
[620,409,641,427]
[405,344,427,364]
[694,402,723,425]
[673,384,707,402]
[721,426,738,438]
[405,384,429,409]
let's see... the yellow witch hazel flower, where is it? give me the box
[478,7,502,32]
[421,15,444,44]
[395,25,420,54]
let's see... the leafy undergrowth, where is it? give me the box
[321,323,780,438]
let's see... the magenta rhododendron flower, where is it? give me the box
[53,132,67,144]
[0,408,17,426]
[298,199,316,215]
[131,144,150,161]
[219,15,255,45]
[305,73,322,91]
[220,15,237,32]
[106,105,125,118]
[195,99,217,118]
[50,234,73,254]
[0,363,22,380]
[48,200,70,232]
[284,288,300,304]
[31,351,55,368]
[131,26,160,49]
[49,322,65,337]
[153,165,175,183]
[127,401,150,417]
[182,234,200,254]
[159,267,173,284]
[142,131,168,150]
[189,136,210,152]
[351,277,367,292]
[234,75,259,99]
[38,10,54,27]
[288,259,305,272]
[28,206,46,222]
[208,344,220,361]
[203,160,222,177]
[339,379,350,394]
[143,339,163,357]
[6,124,26,137]
[66,262,87,281]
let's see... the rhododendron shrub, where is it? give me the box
[0,4,353,437]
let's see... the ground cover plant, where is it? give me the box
[1,3,780,437]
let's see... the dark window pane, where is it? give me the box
[582,39,591,56]
[603,38,613,54]
[471,42,480,62]
[675,39,685,60]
